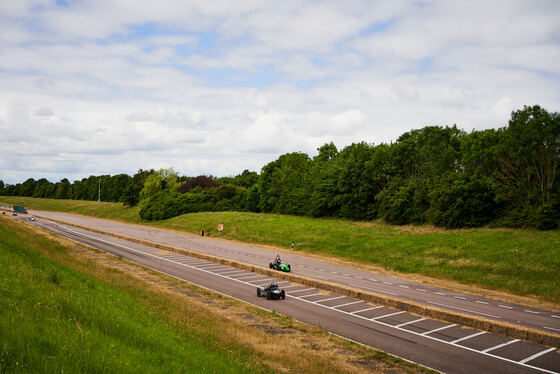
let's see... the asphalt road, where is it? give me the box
[22,215,560,374]
[29,210,560,336]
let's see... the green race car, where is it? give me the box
[269,255,291,272]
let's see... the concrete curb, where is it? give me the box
[38,215,560,348]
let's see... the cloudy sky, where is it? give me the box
[1,0,559,184]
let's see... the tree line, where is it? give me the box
[1,105,558,230]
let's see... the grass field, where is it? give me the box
[0,212,430,374]
[0,217,270,373]
[2,196,559,304]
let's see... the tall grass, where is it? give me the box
[3,196,559,304]
[0,217,270,373]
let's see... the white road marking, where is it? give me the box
[454,296,467,300]
[371,311,406,320]
[349,283,399,296]
[343,274,351,277]
[420,324,456,336]
[395,318,426,328]
[383,281,393,285]
[369,278,378,282]
[315,295,346,303]
[551,315,560,319]
[519,347,557,364]
[398,285,410,289]
[53,223,560,374]
[543,326,560,333]
[351,306,383,314]
[481,339,520,353]
[235,274,265,280]
[300,293,322,298]
[523,310,540,314]
[475,300,489,305]
[416,288,427,292]
[498,305,514,309]
[333,300,364,309]
[435,292,446,296]
[287,288,316,294]
[218,270,247,275]
[428,301,502,319]
[451,331,486,344]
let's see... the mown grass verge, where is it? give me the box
[2,196,559,305]
[0,217,271,373]
[0,213,433,374]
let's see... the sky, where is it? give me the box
[1,0,559,185]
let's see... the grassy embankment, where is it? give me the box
[2,196,559,305]
[0,212,430,374]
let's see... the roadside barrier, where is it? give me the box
[35,214,560,348]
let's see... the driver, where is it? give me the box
[266,281,278,291]
[275,254,282,266]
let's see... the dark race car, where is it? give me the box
[269,254,291,272]
[257,281,286,300]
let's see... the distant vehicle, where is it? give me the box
[12,213,17,216]
[269,254,291,272]
[257,281,285,300]
[30,216,35,221]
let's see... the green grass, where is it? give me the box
[3,196,560,304]
[0,217,271,373]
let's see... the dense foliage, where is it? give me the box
[2,105,558,229]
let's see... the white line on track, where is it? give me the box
[454,296,466,300]
[287,288,316,294]
[333,300,363,309]
[428,301,502,319]
[395,318,426,328]
[398,285,410,289]
[551,315,560,319]
[519,347,557,364]
[475,300,489,305]
[315,295,346,303]
[348,283,399,296]
[523,310,540,314]
[416,288,427,292]
[544,326,560,333]
[498,305,514,309]
[420,324,456,336]
[351,306,383,314]
[434,292,446,296]
[371,311,406,320]
[54,223,560,374]
[482,339,520,353]
[451,331,486,344]
[300,293,322,298]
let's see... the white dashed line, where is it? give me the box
[523,310,540,314]
[481,339,520,353]
[349,283,399,296]
[454,296,467,300]
[416,288,427,292]
[333,300,364,309]
[395,318,426,328]
[428,301,502,319]
[434,292,446,296]
[315,295,346,303]
[351,306,383,314]
[421,324,456,336]
[475,301,489,305]
[519,347,557,364]
[371,311,406,320]
[498,305,514,309]
[451,331,486,344]
[383,281,393,285]
[551,315,560,319]
[543,326,560,333]
[398,285,410,289]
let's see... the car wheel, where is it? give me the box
[266,293,271,300]
[269,263,273,269]
[281,290,285,300]
[257,288,261,297]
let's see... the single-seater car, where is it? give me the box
[269,254,291,272]
[257,281,286,300]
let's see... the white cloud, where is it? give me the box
[0,0,559,184]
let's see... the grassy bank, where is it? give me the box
[0,217,270,373]
[0,212,430,374]
[2,196,559,304]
